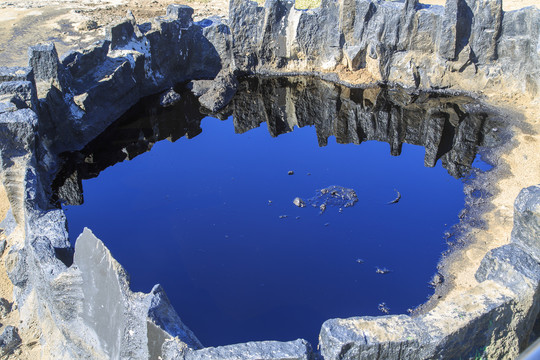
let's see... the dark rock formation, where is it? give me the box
[229,0,539,97]
[198,70,239,112]
[26,5,232,154]
[0,326,21,356]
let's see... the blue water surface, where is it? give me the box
[66,116,464,347]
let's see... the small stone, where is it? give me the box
[296,216,300,220]
[78,20,98,31]
[324,223,330,227]
[160,89,182,107]
[378,302,390,314]
[288,170,294,175]
[375,267,391,274]
[0,326,21,356]
[0,298,12,317]
[293,197,306,207]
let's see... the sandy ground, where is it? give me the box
[0,0,539,358]
[441,94,540,308]
[0,0,229,67]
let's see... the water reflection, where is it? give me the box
[53,76,498,206]
[52,76,504,347]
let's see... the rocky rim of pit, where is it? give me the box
[0,0,539,359]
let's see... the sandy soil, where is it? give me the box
[440,93,540,303]
[0,0,229,67]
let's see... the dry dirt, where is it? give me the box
[0,0,539,358]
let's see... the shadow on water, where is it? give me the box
[51,76,505,347]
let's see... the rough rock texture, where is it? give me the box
[229,0,540,98]
[198,70,239,111]
[185,339,314,360]
[510,185,540,262]
[73,228,201,359]
[27,5,232,154]
[0,325,22,356]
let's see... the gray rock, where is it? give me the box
[187,79,214,97]
[0,298,11,317]
[0,326,21,356]
[0,108,38,162]
[28,43,71,92]
[293,197,305,207]
[320,315,428,360]
[73,228,200,359]
[62,40,111,80]
[0,81,38,111]
[108,20,136,49]
[78,20,99,31]
[166,4,194,28]
[198,71,238,112]
[476,244,540,297]
[185,339,313,360]
[511,185,540,263]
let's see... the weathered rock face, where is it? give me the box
[32,6,231,154]
[229,0,540,98]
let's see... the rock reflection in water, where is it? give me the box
[230,77,498,179]
[52,76,499,207]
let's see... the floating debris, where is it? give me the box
[387,189,401,204]
[319,203,327,214]
[378,302,390,314]
[356,258,364,264]
[293,197,306,207]
[309,185,358,210]
[288,170,294,175]
[375,267,391,274]
[268,200,272,206]
[279,215,288,219]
